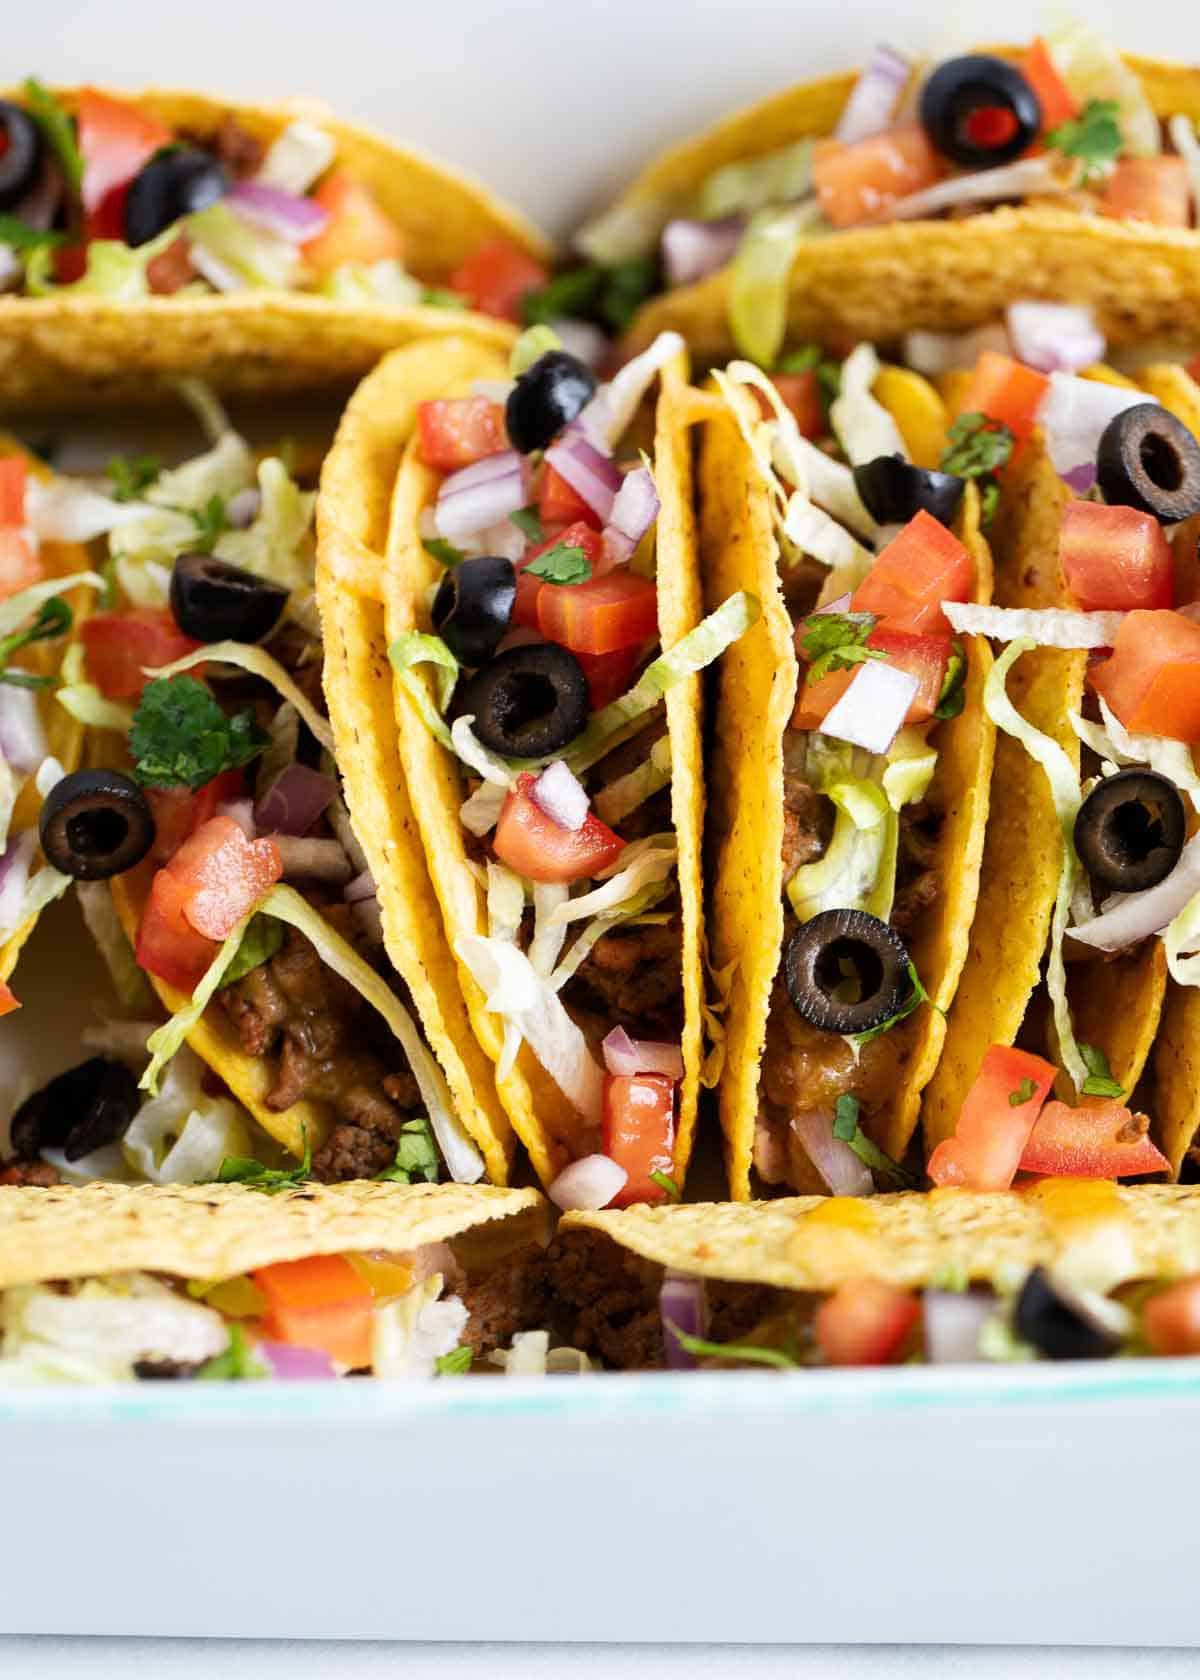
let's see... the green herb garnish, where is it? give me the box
[0,214,65,254]
[423,536,466,567]
[187,494,229,554]
[217,914,286,990]
[521,256,656,336]
[522,266,606,327]
[420,286,469,311]
[23,79,83,194]
[215,1134,313,1195]
[0,595,72,689]
[435,1345,474,1375]
[933,643,967,721]
[1079,1041,1125,1099]
[939,413,1015,527]
[510,505,546,544]
[524,541,591,585]
[374,1116,441,1185]
[1009,1077,1038,1108]
[832,1092,916,1189]
[106,453,161,502]
[650,1170,682,1202]
[799,610,884,684]
[849,961,933,1050]
[131,676,270,790]
[1045,98,1123,185]
[777,343,842,415]
[665,1323,800,1371]
[195,1323,268,1382]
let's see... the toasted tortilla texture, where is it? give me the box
[0,1181,547,1289]
[0,88,551,409]
[564,1181,1200,1293]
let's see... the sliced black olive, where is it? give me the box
[170,552,289,644]
[1013,1267,1121,1361]
[0,102,43,210]
[39,769,155,881]
[431,555,516,666]
[505,351,597,454]
[123,148,229,247]
[9,1057,140,1163]
[1073,769,1185,894]
[1096,403,1200,524]
[853,454,965,527]
[453,642,589,758]
[919,54,1041,169]
[783,909,909,1035]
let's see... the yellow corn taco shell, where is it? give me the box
[698,369,995,1199]
[0,88,553,410]
[618,50,1200,360]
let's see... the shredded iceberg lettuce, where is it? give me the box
[0,573,105,641]
[728,202,823,368]
[214,459,316,597]
[388,631,458,748]
[695,139,814,220]
[1047,16,1161,157]
[581,331,687,450]
[372,1275,470,1380]
[593,735,673,827]
[882,728,938,811]
[25,479,149,545]
[787,779,897,923]
[829,344,908,467]
[147,642,334,754]
[550,879,673,990]
[1072,699,1200,813]
[575,196,672,266]
[186,203,301,290]
[452,715,514,787]
[56,642,134,734]
[24,229,181,299]
[1164,889,1200,989]
[319,259,423,307]
[1,1275,227,1372]
[530,882,570,978]
[547,834,677,927]
[124,1045,255,1185]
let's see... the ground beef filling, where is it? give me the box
[219,925,422,1182]
[565,913,684,1039]
[456,1244,552,1355]
[0,1159,60,1187]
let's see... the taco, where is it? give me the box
[0,1179,556,1382]
[553,1180,1200,1368]
[917,346,1200,1191]
[7,388,506,1193]
[699,342,996,1199]
[317,327,756,1202]
[548,27,1200,367]
[0,83,552,408]
[0,438,99,1012]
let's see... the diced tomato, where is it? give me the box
[525,520,605,573]
[927,1045,1057,1191]
[164,815,282,940]
[1089,610,1200,741]
[576,644,643,709]
[754,371,824,440]
[76,89,172,238]
[492,773,625,884]
[416,397,508,472]
[956,351,1049,449]
[1143,1278,1200,1356]
[1060,500,1174,613]
[301,170,404,274]
[1021,38,1079,132]
[145,770,245,866]
[53,244,88,284]
[1102,157,1191,228]
[792,626,950,729]
[0,530,42,601]
[135,866,219,993]
[1189,354,1200,385]
[0,456,27,527]
[0,977,20,1018]
[512,568,545,630]
[602,1072,677,1207]
[1020,1099,1169,1179]
[255,1255,374,1370]
[538,569,659,657]
[447,237,549,324]
[80,608,202,701]
[145,234,197,296]
[538,464,603,531]
[850,511,971,637]
[812,123,941,229]
[814,1279,920,1367]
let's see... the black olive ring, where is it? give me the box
[1073,769,1186,894]
[853,454,966,528]
[39,769,156,881]
[10,1056,141,1164]
[783,908,910,1036]
[1096,404,1200,525]
[452,642,590,759]
[1014,1267,1121,1361]
[505,350,598,455]
[0,101,44,211]
[170,552,290,645]
[919,54,1042,170]
[432,554,517,667]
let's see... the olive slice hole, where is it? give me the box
[1139,430,1184,492]
[66,808,130,859]
[1073,769,1186,894]
[813,936,884,1008]
[499,671,558,730]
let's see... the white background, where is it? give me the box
[4,0,1200,1670]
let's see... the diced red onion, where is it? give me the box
[216,798,256,839]
[1070,832,1200,953]
[820,659,918,755]
[1007,302,1105,375]
[903,323,1012,377]
[436,451,531,543]
[272,835,353,884]
[922,1290,994,1364]
[548,319,609,370]
[532,760,589,832]
[0,829,35,933]
[1037,372,1151,479]
[834,43,910,143]
[545,429,623,523]
[0,684,48,774]
[791,1109,874,1198]
[812,592,852,618]
[228,181,329,244]
[660,1270,708,1371]
[942,600,1125,650]
[255,763,337,837]
[226,487,262,529]
[661,216,744,289]
[603,466,660,566]
[256,1339,337,1380]
[344,867,378,905]
[602,1025,685,1080]
[548,1153,628,1212]
[1062,462,1097,495]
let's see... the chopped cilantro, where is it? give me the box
[1045,99,1123,184]
[1009,1077,1038,1108]
[218,914,286,990]
[599,256,657,333]
[186,494,229,554]
[214,1133,313,1195]
[1079,1041,1125,1099]
[665,1322,800,1370]
[832,1093,917,1189]
[650,1170,682,1202]
[106,452,161,502]
[131,676,270,790]
[375,1116,441,1184]
[777,343,842,415]
[420,286,469,310]
[933,642,967,721]
[23,80,83,195]
[521,256,655,335]
[195,1323,268,1381]
[522,266,606,326]
[435,1345,474,1376]
[510,505,545,544]
[849,961,933,1050]
[940,413,1014,527]
[98,555,119,610]
[0,595,72,689]
[423,536,465,567]
[799,609,884,684]
[0,214,64,254]
[524,541,591,585]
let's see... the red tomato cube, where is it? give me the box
[603,1072,677,1207]
[850,511,972,637]
[0,456,28,527]
[957,351,1049,448]
[537,570,659,657]
[76,89,172,235]
[793,626,950,729]
[814,1279,920,1367]
[1060,500,1174,612]
[165,815,282,941]
[539,464,603,531]
[447,238,549,323]
[812,123,941,228]
[0,529,42,601]
[1019,1098,1169,1179]
[1143,1278,1200,1356]
[302,170,404,273]
[1089,610,1200,740]
[1021,38,1079,131]
[416,398,508,472]
[493,773,624,884]
[927,1044,1057,1191]
[255,1255,374,1369]
[80,608,202,701]
[1102,158,1191,228]
[575,644,643,709]
[136,866,219,993]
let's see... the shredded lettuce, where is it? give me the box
[147,642,334,754]
[529,881,570,978]
[574,196,672,266]
[695,139,814,220]
[547,834,677,927]
[593,734,672,827]
[56,641,134,734]
[882,727,938,811]
[787,779,897,923]
[1,1275,227,1372]
[214,458,316,597]
[1164,889,1200,988]
[0,573,104,642]
[76,881,156,1012]
[186,203,301,290]
[25,479,150,545]
[123,1045,255,1185]
[1047,16,1161,157]
[550,879,673,990]
[114,554,171,608]
[499,1328,551,1376]
[460,779,507,838]
[319,259,423,307]
[1072,698,1200,813]
[830,344,908,467]
[581,330,687,450]
[729,202,823,368]
[452,715,514,787]
[24,229,180,299]
[372,1276,469,1380]
[388,631,458,749]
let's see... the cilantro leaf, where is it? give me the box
[940,413,1014,527]
[799,610,885,684]
[130,676,270,790]
[423,537,465,567]
[375,1116,441,1184]
[664,1322,801,1370]
[0,595,72,688]
[522,266,605,326]
[599,257,657,334]
[650,1170,682,1202]
[1079,1041,1125,1099]
[1009,1077,1038,1107]
[420,286,469,311]
[186,494,229,554]
[849,961,933,1050]
[832,1093,916,1188]
[435,1345,474,1375]
[524,541,591,585]
[0,214,65,254]
[933,642,967,720]
[106,453,161,502]
[1045,99,1123,185]
[195,1323,268,1381]
[23,80,83,195]
[521,257,655,335]
[510,505,545,544]
[215,1132,313,1195]
[217,914,285,990]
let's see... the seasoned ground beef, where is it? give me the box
[219,926,422,1182]
[457,1244,551,1354]
[0,1159,60,1187]
[203,116,266,179]
[566,914,683,1037]
[781,772,833,884]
